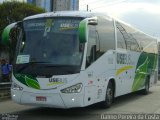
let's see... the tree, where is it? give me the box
[0,1,45,37]
[0,1,45,62]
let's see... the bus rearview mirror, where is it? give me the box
[79,17,98,43]
[1,21,22,46]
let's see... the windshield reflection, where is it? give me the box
[14,17,84,76]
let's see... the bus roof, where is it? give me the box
[24,11,98,21]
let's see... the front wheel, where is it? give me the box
[100,81,114,108]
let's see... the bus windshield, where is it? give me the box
[14,17,84,76]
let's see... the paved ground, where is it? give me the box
[0,81,160,120]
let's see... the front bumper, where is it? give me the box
[11,89,84,108]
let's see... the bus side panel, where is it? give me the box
[115,50,141,97]
[132,51,158,92]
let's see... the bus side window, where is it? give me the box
[116,24,127,49]
[86,25,97,68]
[97,16,115,53]
[116,21,140,52]
[95,31,103,59]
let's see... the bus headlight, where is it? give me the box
[11,82,23,91]
[61,83,82,93]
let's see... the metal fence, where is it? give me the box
[0,82,11,100]
[0,82,11,90]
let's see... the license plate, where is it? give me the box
[36,96,47,101]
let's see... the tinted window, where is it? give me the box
[116,22,140,51]
[86,25,97,67]
[134,32,157,54]
[21,17,83,65]
[116,22,126,49]
[97,16,115,53]
[14,17,84,76]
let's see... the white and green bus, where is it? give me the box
[2,11,158,108]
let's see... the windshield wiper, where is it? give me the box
[16,62,51,72]
[44,65,80,74]
[44,64,77,67]
[29,61,51,64]
[16,63,30,72]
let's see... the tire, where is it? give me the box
[100,81,114,108]
[141,76,150,95]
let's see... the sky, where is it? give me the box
[80,0,160,39]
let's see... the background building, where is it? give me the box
[27,0,52,12]
[27,0,35,4]
[36,0,52,12]
[70,0,79,10]
[53,0,69,11]
[27,0,79,12]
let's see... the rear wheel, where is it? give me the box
[101,81,114,108]
[141,76,150,95]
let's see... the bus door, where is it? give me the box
[84,25,99,105]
